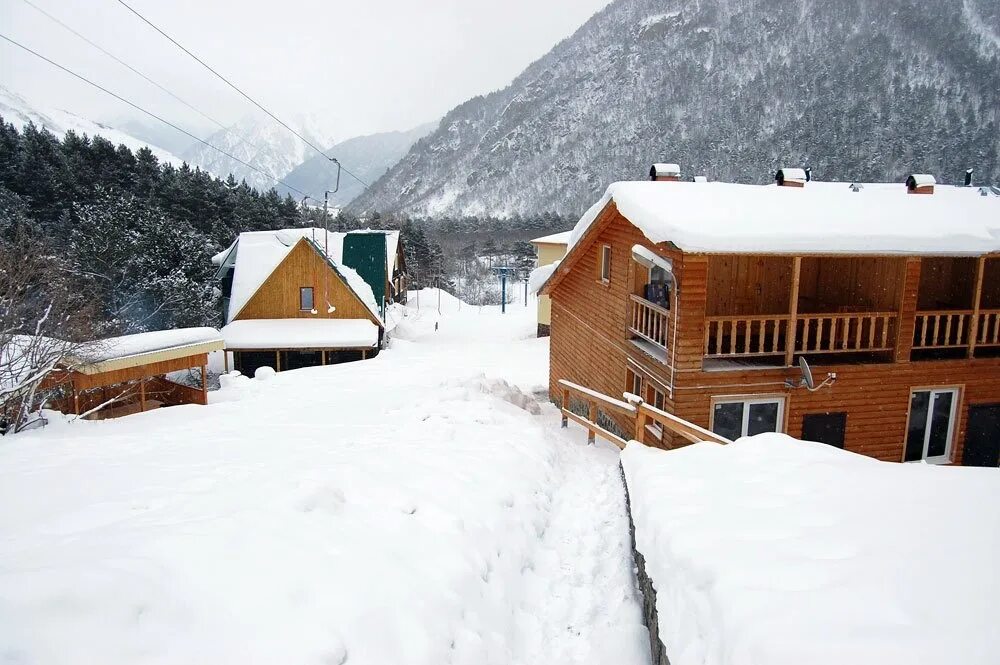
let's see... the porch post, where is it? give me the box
[894,258,922,363]
[223,351,229,373]
[200,363,208,405]
[139,376,146,412]
[967,256,986,358]
[785,257,802,367]
[72,383,80,415]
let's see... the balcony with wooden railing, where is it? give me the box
[912,309,1000,355]
[628,294,671,361]
[704,312,897,360]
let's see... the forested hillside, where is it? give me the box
[350,0,1000,217]
[0,118,303,334]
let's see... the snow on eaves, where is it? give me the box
[221,319,379,350]
[528,262,559,294]
[530,231,572,245]
[568,180,1000,256]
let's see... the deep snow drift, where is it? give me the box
[621,435,1000,665]
[0,291,647,665]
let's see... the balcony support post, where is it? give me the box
[968,256,986,358]
[894,258,922,363]
[784,257,802,367]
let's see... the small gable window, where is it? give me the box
[599,245,612,284]
[299,287,314,311]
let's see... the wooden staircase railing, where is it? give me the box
[558,379,732,449]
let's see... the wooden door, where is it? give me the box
[963,404,1000,467]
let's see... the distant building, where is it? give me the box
[211,229,404,374]
[529,232,571,337]
[540,168,1000,466]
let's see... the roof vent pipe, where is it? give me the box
[905,174,936,195]
[650,163,681,181]
[804,167,812,182]
[965,168,974,187]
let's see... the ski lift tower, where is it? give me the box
[492,266,517,313]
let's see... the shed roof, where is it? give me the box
[567,180,1000,257]
[529,231,572,245]
[69,327,224,375]
[221,319,379,350]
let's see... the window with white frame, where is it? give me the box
[626,369,643,399]
[600,245,612,283]
[299,286,314,311]
[904,388,958,463]
[712,397,784,440]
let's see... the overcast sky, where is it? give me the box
[0,0,610,142]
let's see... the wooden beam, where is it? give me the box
[72,384,80,415]
[223,351,229,373]
[785,256,802,366]
[968,256,986,358]
[275,351,281,372]
[139,376,146,412]
[200,364,208,405]
[894,258,921,363]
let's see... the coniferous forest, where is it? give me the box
[0,119,572,336]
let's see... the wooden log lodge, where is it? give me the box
[540,167,1000,466]
[212,228,403,375]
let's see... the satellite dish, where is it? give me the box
[798,356,815,390]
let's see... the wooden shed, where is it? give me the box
[49,328,224,419]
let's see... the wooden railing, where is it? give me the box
[975,310,1000,348]
[794,312,896,354]
[629,294,670,351]
[704,315,789,357]
[558,379,732,449]
[913,310,973,349]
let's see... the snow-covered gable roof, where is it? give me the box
[222,230,383,325]
[567,180,1000,257]
[650,163,680,177]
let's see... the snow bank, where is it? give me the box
[221,318,379,349]
[621,435,1000,665]
[568,180,1000,255]
[0,300,647,664]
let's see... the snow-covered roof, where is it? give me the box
[529,231,572,245]
[907,173,937,188]
[218,230,382,324]
[775,167,807,183]
[69,327,224,375]
[528,261,559,294]
[621,434,1000,664]
[567,180,1000,256]
[650,163,680,176]
[221,319,380,350]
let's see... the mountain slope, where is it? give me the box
[349,0,1000,217]
[0,86,185,167]
[276,122,437,205]
[182,113,335,192]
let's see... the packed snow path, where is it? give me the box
[513,427,648,663]
[0,290,647,664]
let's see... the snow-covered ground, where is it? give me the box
[621,435,1000,665]
[0,290,647,664]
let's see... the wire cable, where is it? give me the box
[114,0,370,189]
[19,0,228,133]
[0,32,319,200]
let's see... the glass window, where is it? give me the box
[627,369,642,398]
[713,398,783,440]
[600,245,612,282]
[299,286,314,311]
[905,389,957,462]
[713,402,744,441]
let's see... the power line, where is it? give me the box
[0,32,319,200]
[19,0,228,133]
[114,0,370,189]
